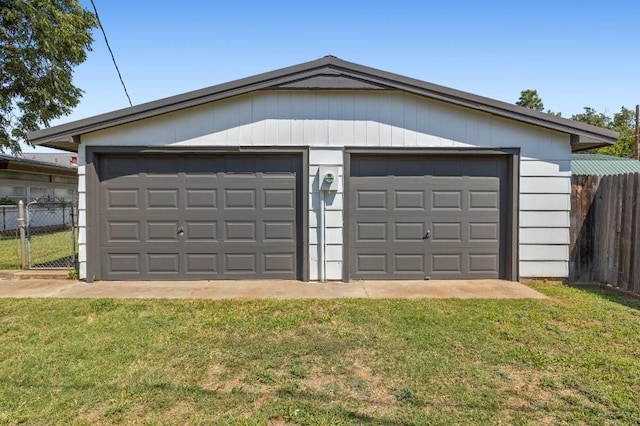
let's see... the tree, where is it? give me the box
[571,107,610,128]
[0,0,96,153]
[516,90,634,157]
[516,89,561,116]
[516,89,544,111]
[572,107,636,158]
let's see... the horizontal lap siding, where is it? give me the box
[519,157,570,277]
[78,91,572,280]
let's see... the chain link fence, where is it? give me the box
[0,205,21,269]
[26,198,77,269]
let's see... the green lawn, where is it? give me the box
[0,230,76,269]
[1,283,639,424]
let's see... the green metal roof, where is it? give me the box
[571,154,640,176]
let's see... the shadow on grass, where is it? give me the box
[568,283,640,311]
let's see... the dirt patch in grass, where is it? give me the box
[498,365,604,419]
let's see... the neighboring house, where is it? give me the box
[0,154,78,204]
[20,152,78,167]
[572,154,640,176]
[27,56,618,283]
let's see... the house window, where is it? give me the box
[29,187,52,201]
[53,188,76,201]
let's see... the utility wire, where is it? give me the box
[89,0,133,107]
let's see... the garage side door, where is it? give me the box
[97,154,302,280]
[349,155,508,280]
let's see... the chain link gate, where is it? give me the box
[26,197,77,269]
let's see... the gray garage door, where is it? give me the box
[97,154,302,280]
[349,155,508,280]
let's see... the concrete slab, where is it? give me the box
[0,279,547,300]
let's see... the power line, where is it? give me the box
[89,0,133,107]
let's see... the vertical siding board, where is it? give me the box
[289,94,305,144]
[277,92,292,146]
[353,95,367,145]
[390,95,404,146]
[404,95,418,146]
[316,93,330,145]
[302,93,317,144]
[328,95,342,145]
[339,95,355,146]
[251,94,266,145]
[365,92,380,146]
[379,94,392,146]
[264,93,279,145]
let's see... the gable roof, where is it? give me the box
[572,154,640,176]
[28,56,619,152]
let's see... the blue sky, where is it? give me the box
[27,0,640,152]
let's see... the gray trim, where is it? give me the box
[86,147,98,283]
[29,56,618,151]
[507,153,520,281]
[342,150,351,283]
[342,148,519,282]
[85,146,309,282]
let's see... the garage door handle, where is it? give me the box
[177,226,184,236]
[423,230,430,240]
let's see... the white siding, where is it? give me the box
[77,144,87,280]
[309,148,343,280]
[79,90,572,280]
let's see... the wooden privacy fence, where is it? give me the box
[570,173,640,293]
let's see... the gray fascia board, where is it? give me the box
[323,58,619,145]
[28,57,336,145]
[28,55,619,148]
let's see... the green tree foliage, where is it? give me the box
[571,107,636,157]
[516,89,544,111]
[517,89,561,116]
[517,90,635,158]
[0,0,96,153]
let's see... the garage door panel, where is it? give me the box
[107,221,140,242]
[469,254,499,273]
[107,189,139,209]
[224,253,256,274]
[264,253,295,273]
[431,191,463,210]
[394,254,425,273]
[394,222,424,241]
[355,190,387,209]
[469,190,499,209]
[186,189,217,208]
[225,221,257,241]
[469,222,499,241]
[394,191,425,209]
[263,189,295,209]
[349,155,507,280]
[431,222,462,242]
[356,222,387,242]
[263,221,295,241]
[148,253,180,274]
[107,253,140,273]
[186,253,218,274]
[185,221,218,240]
[98,154,301,280]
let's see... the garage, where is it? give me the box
[94,152,304,280]
[347,153,514,280]
[28,56,619,282]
